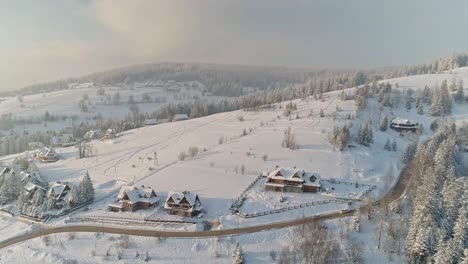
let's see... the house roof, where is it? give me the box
[267,167,305,182]
[267,167,322,187]
[165,191,202,211]
[24,182,46,193]
[303,172,322,187]
[20,171,44,185]
[0,166,10,175]
[48,182,70,200]
[38,147,56,157]
[391,117,415,125]
[117,186,159,205]
[84,129,102,139]
[174,114,189,120]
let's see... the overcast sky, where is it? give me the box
[1,0,467,90]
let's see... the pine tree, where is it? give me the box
[352,209,360,232]
[417,100,424,115]
[384,139,391,151]
[232,242,245,264]
[78,171,95,204]
[400,141,418,164]
[366,122,374,145]
[17,191,25,213]
[462,249,468,264]
[379,116,388,131]
[449,207,466,263]
[319,108,324,117]
[356,125,365,145]
[391,139,397,151]
[455,80,464,104]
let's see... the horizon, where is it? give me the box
[2,0,468,90]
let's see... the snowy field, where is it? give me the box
[2,67,468,263]
[0,81,224,133]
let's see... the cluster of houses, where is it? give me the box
[0,165,74,211]
[265,167,322,193]
[107,186,203,217]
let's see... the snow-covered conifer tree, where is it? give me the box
[232,242,245,264]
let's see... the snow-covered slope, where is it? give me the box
[2,67,468,263]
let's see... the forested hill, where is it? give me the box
[4,53,468,98]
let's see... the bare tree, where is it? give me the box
[282,127,296,149]
[77,140,93,159]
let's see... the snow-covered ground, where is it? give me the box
[0,81,223,133]
[2,67,468,263]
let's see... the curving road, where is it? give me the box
[0,162,411,251]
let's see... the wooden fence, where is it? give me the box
[230,174,263,213]
[236,198,351,219]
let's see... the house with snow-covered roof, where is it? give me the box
[103,128,117,140]
[83,129,103,141]
[173,114,189,122]
[164,191,203,217]
[108,185,160,212]
[265,167,322,193]
[37,147,59,163]
[47,182,72,208]
[50,134,76,147]
[23,182,47,199]
[390,117,419,132]
[20,170,44,186]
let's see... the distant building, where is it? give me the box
[37,147,59,163]
[50,134,76,147]
[390,117,419,132]
[108,185,160,212]
[143,119,167,126]
[164,191,203,217]
[265,167,322,193]
[83,129,103,140]
[103,129,117,140]
[173,114,189,122]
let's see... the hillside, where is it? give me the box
[0,67,467,263]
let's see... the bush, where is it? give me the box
[270,250,277,260]
[261,154,268,161]
[178,152,187,161]
[188,146,199,157]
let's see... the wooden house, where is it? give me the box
[37,147,59,163]
[390,117,419,132]
[164,191,203,217]
[265,167,322,193]
[108,186,160,212]
[50,134,76,147]
[47,182,72,208]
[83,129,103,141]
